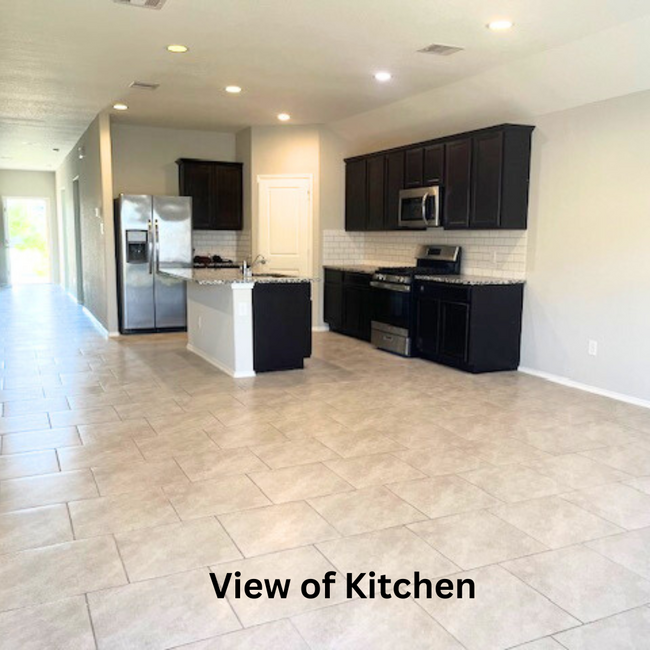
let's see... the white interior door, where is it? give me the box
[257,176,312,276]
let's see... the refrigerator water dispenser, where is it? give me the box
[125,230,148,264]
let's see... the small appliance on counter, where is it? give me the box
[371,244,461,356]
[192,254,240,269]
[115,194,192,334]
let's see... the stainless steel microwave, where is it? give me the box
[398,186,441,229]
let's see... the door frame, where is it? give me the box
[1,195,54,285]
[255,174,313,277]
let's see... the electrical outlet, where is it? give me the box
[588,340,598,356]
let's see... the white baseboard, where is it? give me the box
[518,366,650,410]
[187,343,256,379]
[312,324,330,332]
[82,306,109,339]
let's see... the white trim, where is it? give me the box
[312,324,330,332]
[82,306,109,339]
[187,343,256,379]
[518,366,650,410]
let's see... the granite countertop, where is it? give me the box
[159,267,316,285]
[414,274,525,286]
[324,264,400,274]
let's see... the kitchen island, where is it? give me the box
[159,268,315,377]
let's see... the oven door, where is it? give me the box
[370,281,413,356]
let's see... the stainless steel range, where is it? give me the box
[370,244,462,357]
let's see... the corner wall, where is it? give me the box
[521,90,650,403]
[56,114,116,332]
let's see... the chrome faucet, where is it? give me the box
[242,254,267,278]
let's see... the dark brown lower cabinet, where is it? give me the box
[323,269,373,341]
[415,281,524,372]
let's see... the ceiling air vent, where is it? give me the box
[130,81,160,91]
[113,0,168,9]
[418,43,464,57]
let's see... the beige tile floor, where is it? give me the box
[1,285,650,648]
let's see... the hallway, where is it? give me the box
[2,285,650,649]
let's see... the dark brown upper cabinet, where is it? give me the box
[345,158,367,231]
[423,144,444,185]
[384,150,405,231]
[344,123,533,232]
[366,155,386,231]
[404,147,424,188]
[177,159,243,231]
[443,138,472,229]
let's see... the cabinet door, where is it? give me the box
[471,131,503,228]
[443,139,472,229]
[359,287,373,341]
[178,161,213,229]
[423,144,444,185]
[343,285,363,338]
[324,282,344,330]
[345,160,367,231]
[439,301,470,361]
[384,150,404,230]
[416,295,440,357]
[366,155,386,231]
[213,164,243,230]
[404,147,424,187]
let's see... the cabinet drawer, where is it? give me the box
[344,271,372,287]
[417,282,471,304]
[324,269,344,284]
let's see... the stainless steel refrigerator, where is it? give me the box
[115,195,192,333]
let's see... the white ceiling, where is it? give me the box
[1,0,650,170]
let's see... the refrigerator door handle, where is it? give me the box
[147,219,154,275]
[155,219,160,273]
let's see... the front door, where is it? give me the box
[256,176,312,277]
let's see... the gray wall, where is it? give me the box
[56,115,115,330]
[521,90,650,402]
[111,122,236,196]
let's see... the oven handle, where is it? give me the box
[370,281,411,293]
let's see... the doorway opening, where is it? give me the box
[1,197,51,285]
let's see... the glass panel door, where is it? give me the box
[2,197,51,284]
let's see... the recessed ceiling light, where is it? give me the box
[374,71,392,82]
[225,86,242,94]
[277,113,291,122]
[487,20,514,30]
[113,103,129,111]
[167,44,189,53]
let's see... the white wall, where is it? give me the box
[521,90,650,403]
[0,170,59,284]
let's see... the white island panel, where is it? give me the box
[186,281,256,378]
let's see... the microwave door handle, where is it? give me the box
[421,195,428,227]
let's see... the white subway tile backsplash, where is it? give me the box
[192,230,252,262]
[322,229,527,278]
